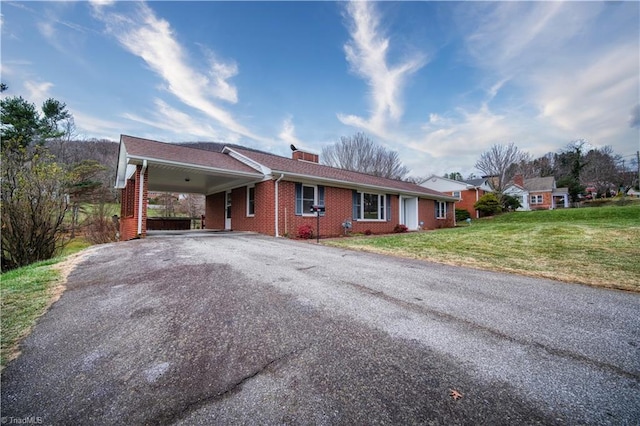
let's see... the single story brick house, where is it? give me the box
[115,135,457,241]
[419,175,493,219]
[503,175,569,210]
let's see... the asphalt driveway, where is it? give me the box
[2,233,639,425]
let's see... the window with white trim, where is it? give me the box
[530,194,543,204]
[452,191,461,199]
[295,183,324,216]
[247,185,255,216]
[436,201,447,219]
[354,192,386,221]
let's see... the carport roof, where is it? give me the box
[116,135,264,194]
[121,135,258,174]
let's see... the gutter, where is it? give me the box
[137,159,147,236]
[274,173,285,237]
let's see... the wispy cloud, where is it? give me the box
[278,115,302,147]
[24,80,53,106]
[91,2,267,144]
[338,1,426,138]
[122,98,222,141]
[414,0,639,176]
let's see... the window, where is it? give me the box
[353,192,387,221]
[436,201,447,219]
[295,183,324,215]
[247,186,255,216]
[452,191,461,199]
[302,185,315,214]
[530,195,543,204]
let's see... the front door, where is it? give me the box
[225,190,232,230]
[401,197,418,230]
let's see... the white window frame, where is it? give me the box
[452,191,461,199]
[436,201,447,219]
[530,194,543,205]
[356,192,386,221]
[301,184,318,216]
[246,185,255,217]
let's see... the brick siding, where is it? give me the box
[205,179,455,238]
[119,165,148,241]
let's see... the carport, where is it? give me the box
[115,135,264,241]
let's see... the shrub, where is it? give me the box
[84,202,119,244]
[393,224,408,233]
[296,224,314,239]
[364,229,372,236]
[474,193,502,217]
[501,194,522,211]
[455,209,471,222]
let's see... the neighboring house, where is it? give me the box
[626,188,640,198]
[419,175,493,218]
[115,135,458,241]
[503,175,569,211]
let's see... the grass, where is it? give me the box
[325,204,640,292]
[1,238,91,369]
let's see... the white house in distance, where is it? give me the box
[420,176,493,218]
[504,175,569,211]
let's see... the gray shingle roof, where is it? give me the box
[233,148,453,199]
[119,135,455,200]
[524,177,555,192]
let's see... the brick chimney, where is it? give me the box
[292,150,319,163]
[514,174,524,187]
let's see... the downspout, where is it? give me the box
[274,173,285,237]
[137,159,147,236]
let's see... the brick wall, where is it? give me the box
[529,191,552,210]
[418,199,455,229]
[119,165,148,241]
[455,189,486,219]
[204,192,225,229]
[205,179,456,238]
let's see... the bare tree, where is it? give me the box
[581,146,620,196]
[475,143,529,193]
[321,132,409,180]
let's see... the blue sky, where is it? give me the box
[2,1,639,177]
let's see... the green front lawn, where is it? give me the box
[325,204,640,292]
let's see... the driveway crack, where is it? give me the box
[161,345,308,425]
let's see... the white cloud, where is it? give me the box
[92,2,267,144]
[338,1,426,138]
[407,1,640,177]
[278,116,302,147]
[122,98,223,141]
[24,80,53,106]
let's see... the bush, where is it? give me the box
[296,224,314,239]
[1,145,69,271]
[84,203,119,244]
[364,229,372,236]
[474,193,502,216]
[502,194,522,211]
[393,224,408,233]
[455,209,471,222]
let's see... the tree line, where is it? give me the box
[472,141,637,202]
